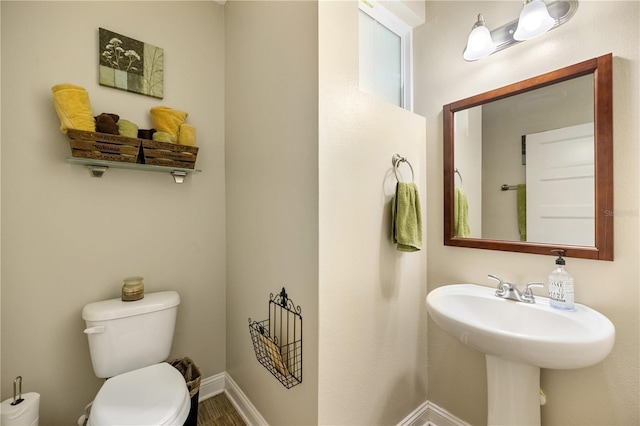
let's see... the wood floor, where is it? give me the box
[197,393,246,426]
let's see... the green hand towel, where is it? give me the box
[391,182,422,252]
[517,184,527,241]
[454,188,471,238]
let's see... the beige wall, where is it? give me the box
[415,1,639,425]
[318,1,428,424]
[4,1,635,425]
[0,1,3,384]
[0,2,226,424]
[225,2,320,425]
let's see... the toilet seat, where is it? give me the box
[88,362,190,426]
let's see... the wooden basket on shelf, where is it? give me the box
[141,139,199,169]
[66,129,141,163]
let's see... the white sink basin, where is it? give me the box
[426,283,615,369]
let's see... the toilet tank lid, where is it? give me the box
[82,291,180,321]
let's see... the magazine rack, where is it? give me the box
[248,288,302,389]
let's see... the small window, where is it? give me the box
[359,0,413,110]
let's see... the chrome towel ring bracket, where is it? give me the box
[454,168,464,187]
[392,154,415,183]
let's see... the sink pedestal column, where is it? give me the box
[486,355,541,426]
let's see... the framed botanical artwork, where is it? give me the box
[98,28,164,99]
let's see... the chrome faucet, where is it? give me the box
[488,274,544,304]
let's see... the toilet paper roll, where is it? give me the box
[1,392,40,426]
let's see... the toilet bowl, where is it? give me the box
[81,291,189,426]
[87,363,190,426]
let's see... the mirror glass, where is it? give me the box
[444,54,613,260]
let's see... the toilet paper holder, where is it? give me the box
[1,376,40,426]
[11,376,24,406]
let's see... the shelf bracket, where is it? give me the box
[70,158,199,183]
[87,165,108,178]
[171,170,188,184]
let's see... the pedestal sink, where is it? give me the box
[426,284,615,426]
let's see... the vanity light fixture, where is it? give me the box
[463,14,497,61]
[514,0,556,40]
[463,0,579,61]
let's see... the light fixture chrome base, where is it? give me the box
[490,0,578,54]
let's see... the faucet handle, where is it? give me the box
[488,274,504,285]
[524,282,544,292]
[523,282,544,297]
[488,274,510,296]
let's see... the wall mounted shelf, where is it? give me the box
[67,157,201,184]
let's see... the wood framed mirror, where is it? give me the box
[443,54,613,260]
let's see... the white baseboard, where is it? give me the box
[198,372,268,425]
[198,372,226,401]
[224,373,269,425]
[199,373,466,426]
[398,400,431,426]
[398,400,471,426]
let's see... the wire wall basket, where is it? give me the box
[248,287,302,389]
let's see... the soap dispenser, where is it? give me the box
[548,249,574,310]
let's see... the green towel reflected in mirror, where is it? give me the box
[517,184,527,241]
[454,188,471,238]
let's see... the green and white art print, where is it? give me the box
[99,28,164,99]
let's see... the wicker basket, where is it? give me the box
[67,129,141,163]
[141,139,199,169]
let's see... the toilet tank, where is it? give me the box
[82,291,180,378]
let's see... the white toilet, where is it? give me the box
[81,291,190,426]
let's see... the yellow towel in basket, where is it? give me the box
[51,84,95,134]
[152,131,176,143]
[150,106,188,138]
[178,124,197,146]
[117,119,138,138]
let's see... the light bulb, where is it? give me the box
[463,15,497,61]
[514,0,555,41]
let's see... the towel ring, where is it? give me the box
[392,154,414,183]
[454,168,464,187]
